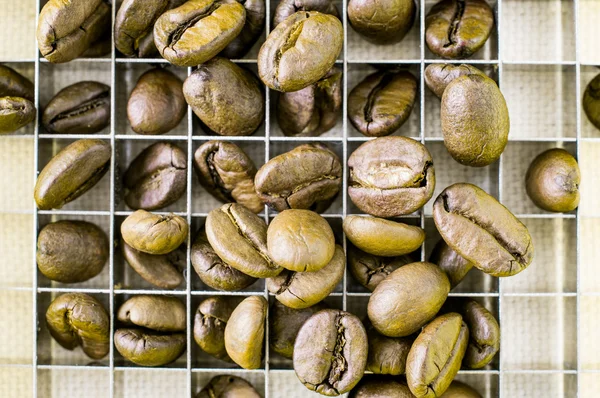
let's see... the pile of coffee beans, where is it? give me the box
[28,0,592,396]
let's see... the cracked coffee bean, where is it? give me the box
[37,220,108,283]
[440,381,482,397]
[220,0,266,58]
[294,309,368,396]
[254,143,342,212]
[348,70,417,137]
[258,11,343,92]
[267,244,345,309]
[584,73,600,130]
[115,0,186,58]
[121,210,188,255]
[432,183,534,277]
[350,375,414,397]
[34,139,111,210]
[183,57,264,136]
[343,215,425,257]
[122,241,185,289]
[348,0,415,44]
[441,74,509,167]
[0,64,36,133]
[127,68,187,135]
[276,66,342,137]
[123,142,187,210]
[0,65,34,101]
[347,244,415,291]
[114,328,186,366]
[425,63,487,98]
[118,295,186,332]
[191,228,257,291]
[206,203,282,278]
[425,0,494,59]
[442,298,500,369]
[154,0,246,66]
[368,262,450,337]
[37,0,111,63]
[429,239,474,289]
[224,296,267,369]
[526,148,580,213]
[196,375,261,398]
[273,0,339,27]
[46,293,110,359]
[42,81,110,135]
[269,300,328,359]
[406,313,469,398]
[267,210,335,272]
[348,136,435,217]
[365,320,414,375]
[193,141,263,213]
[193,297,239,362]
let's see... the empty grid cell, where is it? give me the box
[0,213,33,288]
[38,368,110,398]
[115,369,188,398]
[0,367,33,398]
[581,296,600,370]
[578,0,600,65]
[0,137,34,212]
[580,373,600,398]
[578,141,600,216]
[0,291,33,364]
[501,373,577,398]
[581,218,600,293]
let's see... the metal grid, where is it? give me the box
[0,0,597,396]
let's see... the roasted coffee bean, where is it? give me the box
[348,137,435,217]
[193,297,239,362]
[406,313,469,398]
[154,0,246,66]
[368,262,450,337]
[350,375,414,398]
[122,241,185,289]
[525,148,580,212]
[254,143,342,212]
[34,139,111,210]
[441,74,509,166]
[429,239,473,289]
[46,293,110,359]
[268,245,345,309]
[294,309,368,396]
[425,0,494,59]
[584,73,600,130]
[425,63,486,98]
[347,244,415,291]
[348,70,417,137]
[274,0,339,27]
[276,66,342,137]
[37,0,111,63]
[127,68,187,135]
[114,328,186,366]
[348,0,415,44]
[365,320,414,375]
[269,301,328,359]
[115,0,186,58]
[440,381,482,398]
[343,215,425,257]
[183,57,264,136]
[37,220,108,283]
[432,183,534,277]
[193,141,263,213]
[0,97,36,134]
[117,295,186,332]
[42,81,110,135]
[121,210,189,255]
[206,203,282,278]
[443,298,499,369]
[258,11,343,92]
[0,65,34,101]
[220,0,266,58]
[123,142,187,210]
[196,375,261,398]
[224,296,267,369]
[191,229,257,291]
[267,210,335,272]
[82,33,112,57]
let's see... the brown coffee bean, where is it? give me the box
[347,244,415,291]
[117,295,186,332]
[424,63,487,98]
[224,296,267,369]
[121,210,188,255]
[122,241,185,289]
[429,239,474,289]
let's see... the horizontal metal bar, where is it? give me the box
[423,59,501,65]
[502,292,577,297]
[0,58,36,63]
[40,57,112,64]
[115,289,187,295]
[190,291,265,296]
[191,136,266,142]
[269,136,343,142]
[503,60,577,66]
[0,286,34,291]
[37,210,110,216]
[347,59,422,64]
[191,368,265,373]
[114,366,188,372]
[114,134,189,141]
[39,134,111,140]
[423,136,579,143]
[37,364,109,371]
[114,211,187,217]
[37,287,110,294]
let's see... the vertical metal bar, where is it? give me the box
[573,0,581,395]
[33,0,41,394]
[109,1,117,396]
[342,0,349,315]
[263,3,271,396]
[496,0,504,397]
[419,0,426,263]
[186,65,194,398]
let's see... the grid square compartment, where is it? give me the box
[0,137,35,212]
[501,373,577,398]
[1,62,36,135]
[578,141,600,216]
[580,296,600,371]
[38,368,110,398]
[0,367,33,398]
[0,213,33,288]
[580,218,600,294]
[193,370,266,397]
[0,290,33,364]
[115,369,188,398]
[579,0,600,65]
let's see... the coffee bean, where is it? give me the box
[46,293,110,359]
[196,375,261,398]
[273,0,339,27]
[122,241,185,289]
[584,73,600,130]
[429,239,474,289]
[224,296,267,369]
[42,81,110,135]
[440,381,482,397]
[114,328,186,366]
[123,142,187,210]
[193,297,239,362]
[424,63,486,98]
[0,97,36,134]
[121,210,188,255]
[154,0,246,66]
[254,143,342,212]
[258,11,343,92]
[348,0,415,44]
[117,295,186,332]
[347,244,415,291]
[350,375,414,398]
[82,33,112,57]
[220,0,266,59]
[34,139,111,210]
[0,65,34,101]
[348,137,435,217]
[365,320,414,375]
[425,0,494,59]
